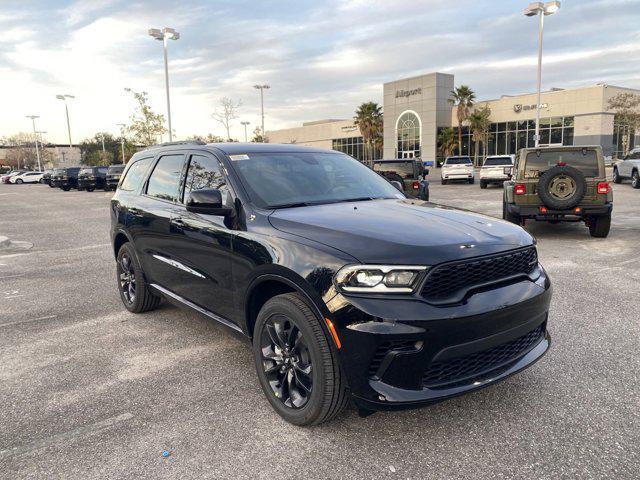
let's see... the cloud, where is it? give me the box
[0,0,639,143]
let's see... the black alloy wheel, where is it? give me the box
[612,168,621,184]
[118,251,136,305]
[260,314,313,409]
[253,293,347,426]
[632,170,640,189]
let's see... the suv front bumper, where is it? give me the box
[329,267,552,411]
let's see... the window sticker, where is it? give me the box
[229,154,250,161]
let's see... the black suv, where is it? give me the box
[111,143,551,426]
[106,164,125,191]
[373,159,429,200]
[77,166,108,191]
[52,167,80,191]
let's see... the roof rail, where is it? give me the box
[158,140,206,146]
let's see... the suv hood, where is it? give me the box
[268,199,534,265]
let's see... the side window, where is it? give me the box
[182,154,226,202]
[119,157,153,192]
[146,154,185,202]
[98,167,109,174]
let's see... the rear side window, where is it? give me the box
[146,154,185,202]
[524,150,599,178]
[120,157,153,192]
[182,154,225,202]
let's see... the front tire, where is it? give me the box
[253,292,347,426]
[87,187,95,192]
[469,178,475,184]
[612,168,622,184]
[441,179,448,185]
[116,242,161,313]
[632,170,640,189]
[503,202,521,225]
[16,179,23,184]
[588,214,611,238]
[480,181,487,189]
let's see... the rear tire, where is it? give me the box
[469,178,475,184]
[632,170,640,189]
[253,292,347,426]
[480,181,487,189]
[87,187,95,192]
[61,186,70,191]
[503,202,521,225]
[16,179,23,184]
[441,179,448,185]
[588,214,611,238]
[612,168,621,184]
[116,242,162,313]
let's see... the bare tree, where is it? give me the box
[607,92,640,157]
[212,97,242,141]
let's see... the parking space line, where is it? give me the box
[0,314,57,328]
[0,412,134,460]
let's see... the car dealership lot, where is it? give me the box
[0,182,638,479]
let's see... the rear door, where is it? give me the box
[133,153,187,287]
[165,152,236,320]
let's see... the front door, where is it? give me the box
[166,152,236,321]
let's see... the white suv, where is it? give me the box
[479,155,514,189]
[9,171,44,184]
[613,147,640,189]
[441,156,474,185]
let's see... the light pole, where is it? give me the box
[253,84,270,142]
[26,115,42,171]
[36,131,47,170]
[241,121,250,142]
[524,1,560,147]
[149,27,180,142]
[117,123,127,163]
[56,94,75,147]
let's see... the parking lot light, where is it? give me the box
[149,27,180,142]
[25,115,42,171]
[253,84,270,142]
[116,123,127,163]
[523,1,560,148]
[56,94,75,147]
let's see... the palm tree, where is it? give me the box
[468,104,492,166]
[448,85,476,155]
[437,127,457,161]
[354,102,383,166]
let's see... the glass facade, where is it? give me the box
[612,115,636,159]
[443,116,575,162]
[396,111,421,158]
[332,136,382,162]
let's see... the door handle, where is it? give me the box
[171,218,186,226]
[129,208,143,217]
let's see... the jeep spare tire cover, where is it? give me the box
[537,165,586,210]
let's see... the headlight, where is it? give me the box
[334,265,427,293]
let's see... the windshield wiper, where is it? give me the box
[267,201,314,209]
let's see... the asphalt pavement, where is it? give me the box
[0,177,638,479]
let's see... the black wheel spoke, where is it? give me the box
[293,369,312,394]
[287,324,299,348]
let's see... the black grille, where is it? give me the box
[369,340,418,377]
[422,324,545,389]
[421,246,538,303]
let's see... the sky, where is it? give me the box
[1,0,639,144]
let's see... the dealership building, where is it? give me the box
[267,72,639,163]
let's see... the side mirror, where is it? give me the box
[390,180,404,192]
[186,188,233,216]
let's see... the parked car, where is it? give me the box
[10,171,44,184]
[612,147,640,188]
[372,159,429,200]
[503,145,612,237]
[105,164,125,191]
[440,156,475,184]
[77,166,109,191]
[41,169,53,185]
[52,167,81,191]
[50,168,65,188]
[111,143,551,426]
[480,155,514,189]
[1,170,26,184]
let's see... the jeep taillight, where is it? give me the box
[515,184,526,195]
[412,181,419,190]
[597,182,610,194]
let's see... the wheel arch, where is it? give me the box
[112,229,133,259]
[244,273,328,340]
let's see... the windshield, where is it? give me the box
[524,149,599,178]
[373,161,415,179]
[230,152,404,208]
[445,157,472,165]
[107,165,125,173]
[484,157,512,166]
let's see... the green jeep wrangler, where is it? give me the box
[503,145,613,238]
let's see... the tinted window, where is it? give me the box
[484,157,513,166]
[373,161,415,178]
[120,157,153,192]
[146,155,185,202]
[231,152,402,208]
[98,167,109,173]
[80,168,93,174]
[524,150,599,178]
[445,157,472,165]
[108,165,125,174]
[183,154,226,202]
